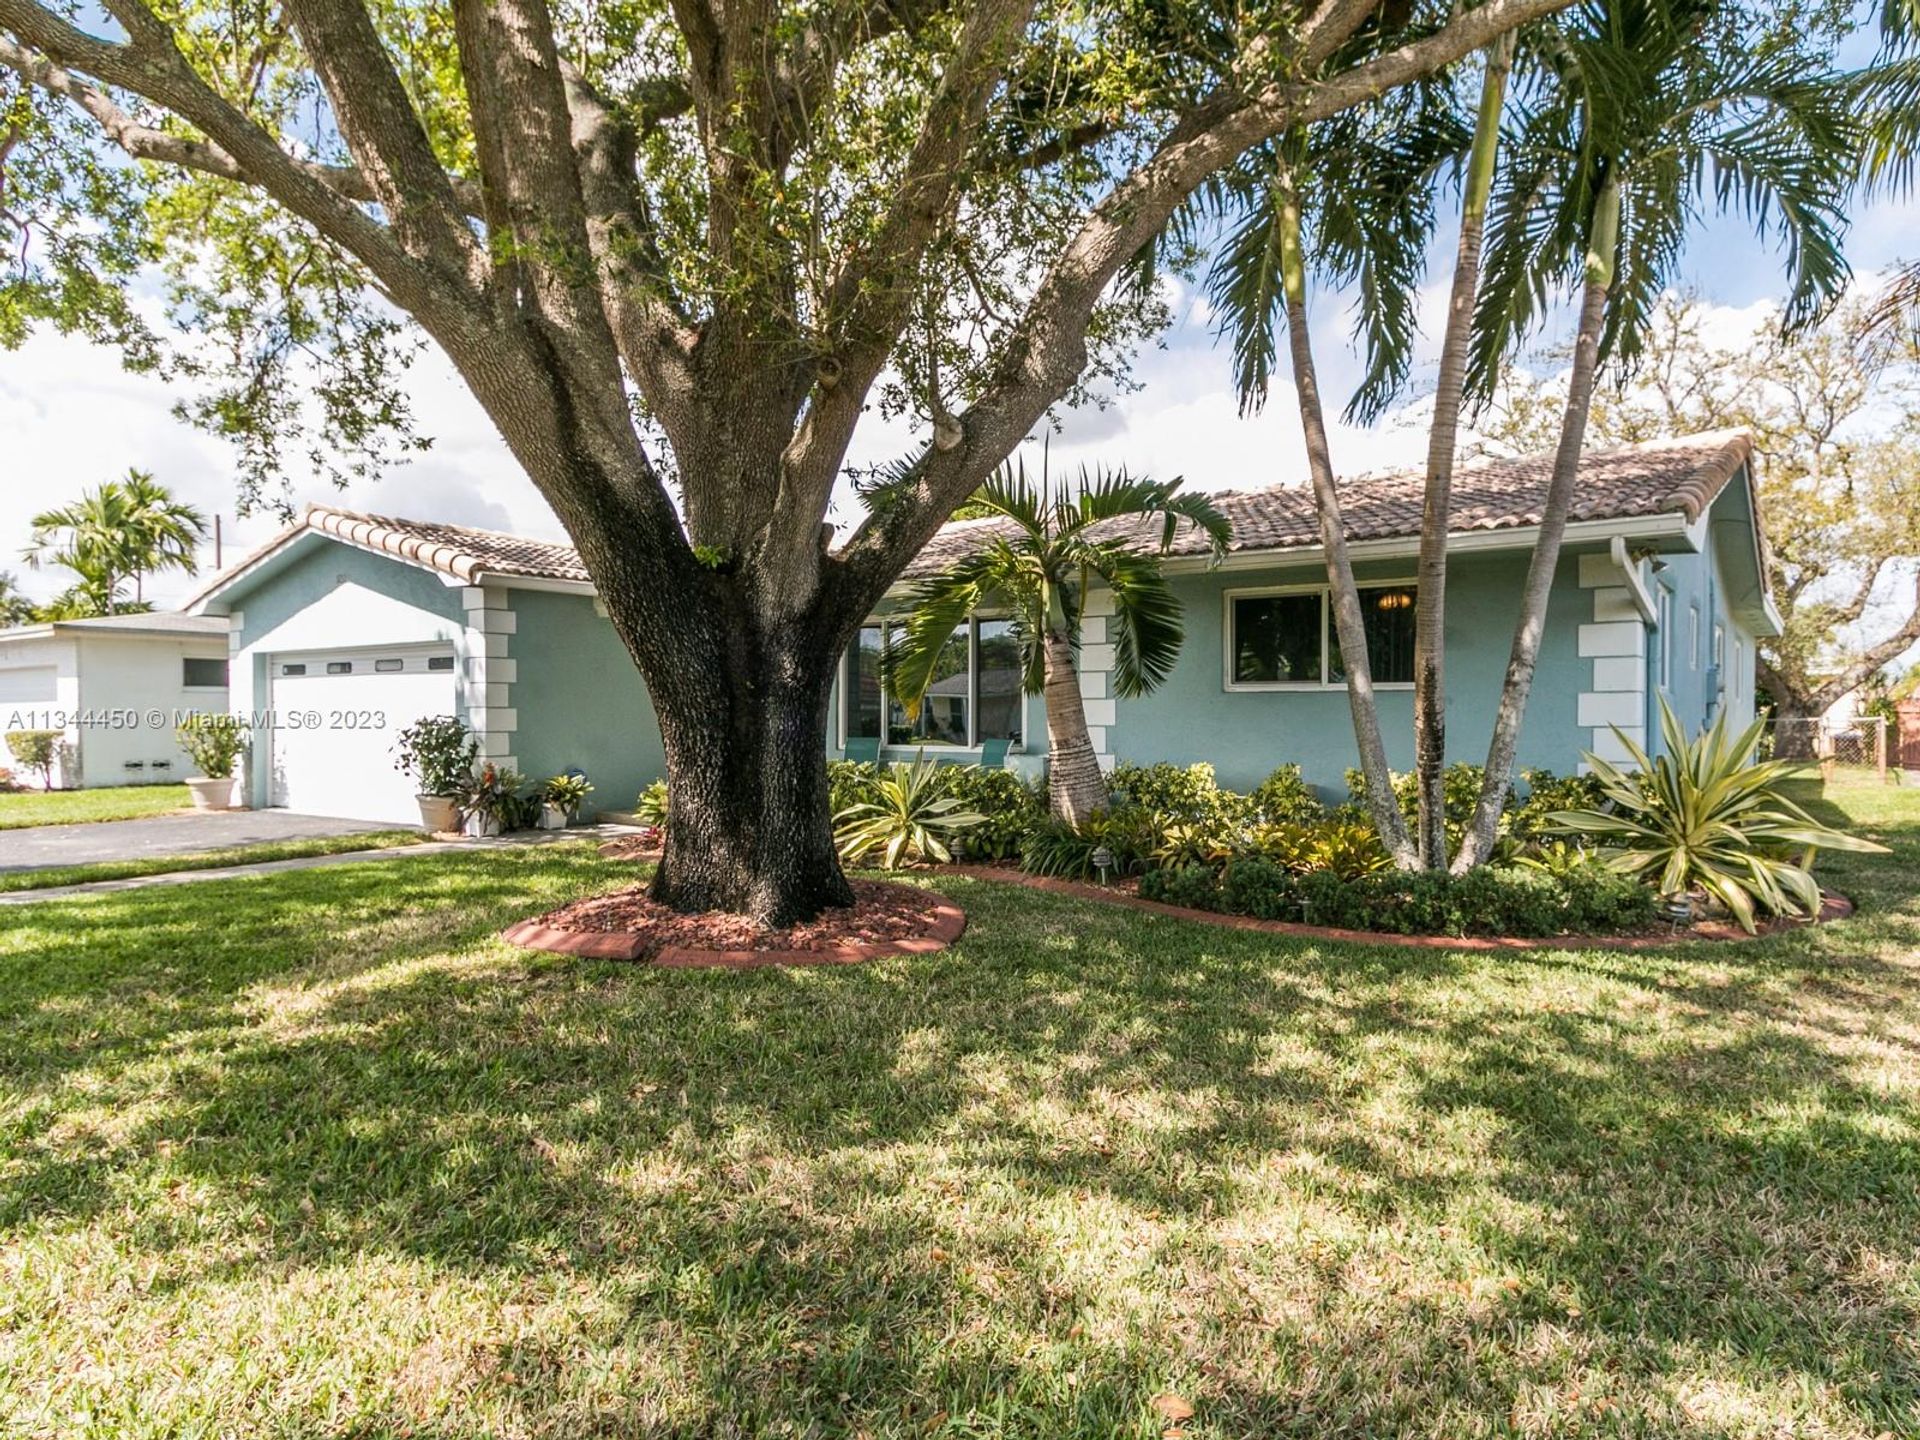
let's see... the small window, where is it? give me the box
[1690,606,1700,670]
[326,661,353,675]
[1332,587,1417,686]
[1657,592,1672,688]
[1713,624,1725,671]
[183,657,229,688]
[374,658,405,673]
[427,655,456,672]
[1232,592,1325,685]
[280,663,306,677]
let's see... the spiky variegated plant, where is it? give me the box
[1548,697,1887,932]
[833,758,985,871]
[887,462,1229,828]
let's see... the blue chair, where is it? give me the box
[842,735,881,764]
[977,737,1012,770]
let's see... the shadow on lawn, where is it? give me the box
[3,832,1918,1434]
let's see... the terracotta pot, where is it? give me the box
[185,776,237,812]
[416,794,461,834]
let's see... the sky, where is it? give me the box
[2,181,1916,614]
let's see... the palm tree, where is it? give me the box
[887,462,1229,826]
[1450,0,1857,868]
[1202,81,1469,867]
[0,572,35,628]
[1857,0,1920,342]
[24,471,208,615]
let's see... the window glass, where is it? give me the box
[1232,593,1323,684]
[888,624,969,745]
[1331,586,1417,684]
[975,620,1023,744]
[846,625,884,739]
[326,661,353,675]
[428,655,455,672]
[182,657,229,688]
[280,663,306,677]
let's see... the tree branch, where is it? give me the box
[832,0,1577,601]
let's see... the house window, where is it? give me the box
[1690,605,1701,670]
[279,663,306,677]
[427,655,456,672]
[1657,591,1672,689]
[1714,624,1725,672]
[182,657,228,689]
[374,658,405,673]
[326,661,353,675]
[841,619,1023,749]
[1228,584,1417,689]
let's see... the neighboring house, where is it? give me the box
[0,612,232,789]
[840,429,1780,793]
[182,428,1775,823]
[184,509,665,825]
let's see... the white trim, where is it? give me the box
[1576,556,1653,774]
[1220,578,1418,693]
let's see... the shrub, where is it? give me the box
[459,763,536,830]
[634,778,669,826]
[1249,763,1324,824]
[1549,698,1888,931]
[394,716,477,796]
[1140,860,1226,910]
[5,730,60,789]
[0,766,18,793]
[1508,769,1607,842]
[1109,761,1253,828]
[1218,857,1302,920]
[176,713,248,779]
[834,757,985,869]
[1022,807,1157,880]
[940,764,1045,862]
[827,760,882,815]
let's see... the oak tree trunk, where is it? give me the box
[1043,627,1110,826]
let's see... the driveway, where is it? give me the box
[0,811,410,873]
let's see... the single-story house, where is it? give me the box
[842,427,1779,792]
[0,612,232,788]
[184,508,665,825]
[182,427,1775,822]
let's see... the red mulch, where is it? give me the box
[501,878,966,967]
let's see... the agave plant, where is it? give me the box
[834,757,985,871]
[1548,698,1887,932]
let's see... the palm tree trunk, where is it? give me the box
[1277,168,1418,868]
[1415,34,1513,870]
[1453,174,1621,872]
[1042,626,1109,826]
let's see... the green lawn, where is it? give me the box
[2,787,1917,1437]
[0,782,191,829]
[0,828,425,893]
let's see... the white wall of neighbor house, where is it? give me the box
[0,632,80,788]
[74,635,231,787]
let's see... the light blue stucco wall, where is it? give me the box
[508,588,666,810]
[1107,550,1589,796]
[1645,480,1764,756]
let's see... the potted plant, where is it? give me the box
[175,713,249,810]
[458,762,531,837]
[540,773,593,830]
[393,716,478,833]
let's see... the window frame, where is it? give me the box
[181,656,230,691]
[838,616,1023,753]
[1221,579,1418,693]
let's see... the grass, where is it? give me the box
[0,828,425,893]
[0,783,191,829]
[1,785,1917,1437]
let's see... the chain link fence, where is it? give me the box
[1761,715,1890,783]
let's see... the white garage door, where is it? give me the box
[268,646,460,823]
[0,666,57,705]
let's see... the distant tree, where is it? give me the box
[0,572,34,627]
[23,471,207,615]
[1474,294,1920,754]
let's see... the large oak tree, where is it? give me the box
[0,0,1571,921]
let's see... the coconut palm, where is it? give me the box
[1450,0,1857,868]
[887,462,1229,827]
[24,471,208,615]
[1857,1,1920,342]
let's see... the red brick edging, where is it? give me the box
[500,886,967,969]
[944,865,1853,951]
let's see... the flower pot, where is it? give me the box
[416,794,461,834]
[465,811,502,839]
[185,776,237,812]
[539,803,572,831]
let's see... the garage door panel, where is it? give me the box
[268,647,458,824]
[0,666,57,705]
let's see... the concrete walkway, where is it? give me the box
[0,825,640,905]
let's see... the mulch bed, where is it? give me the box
[501,878,966,967]
[944,863,1854,950]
